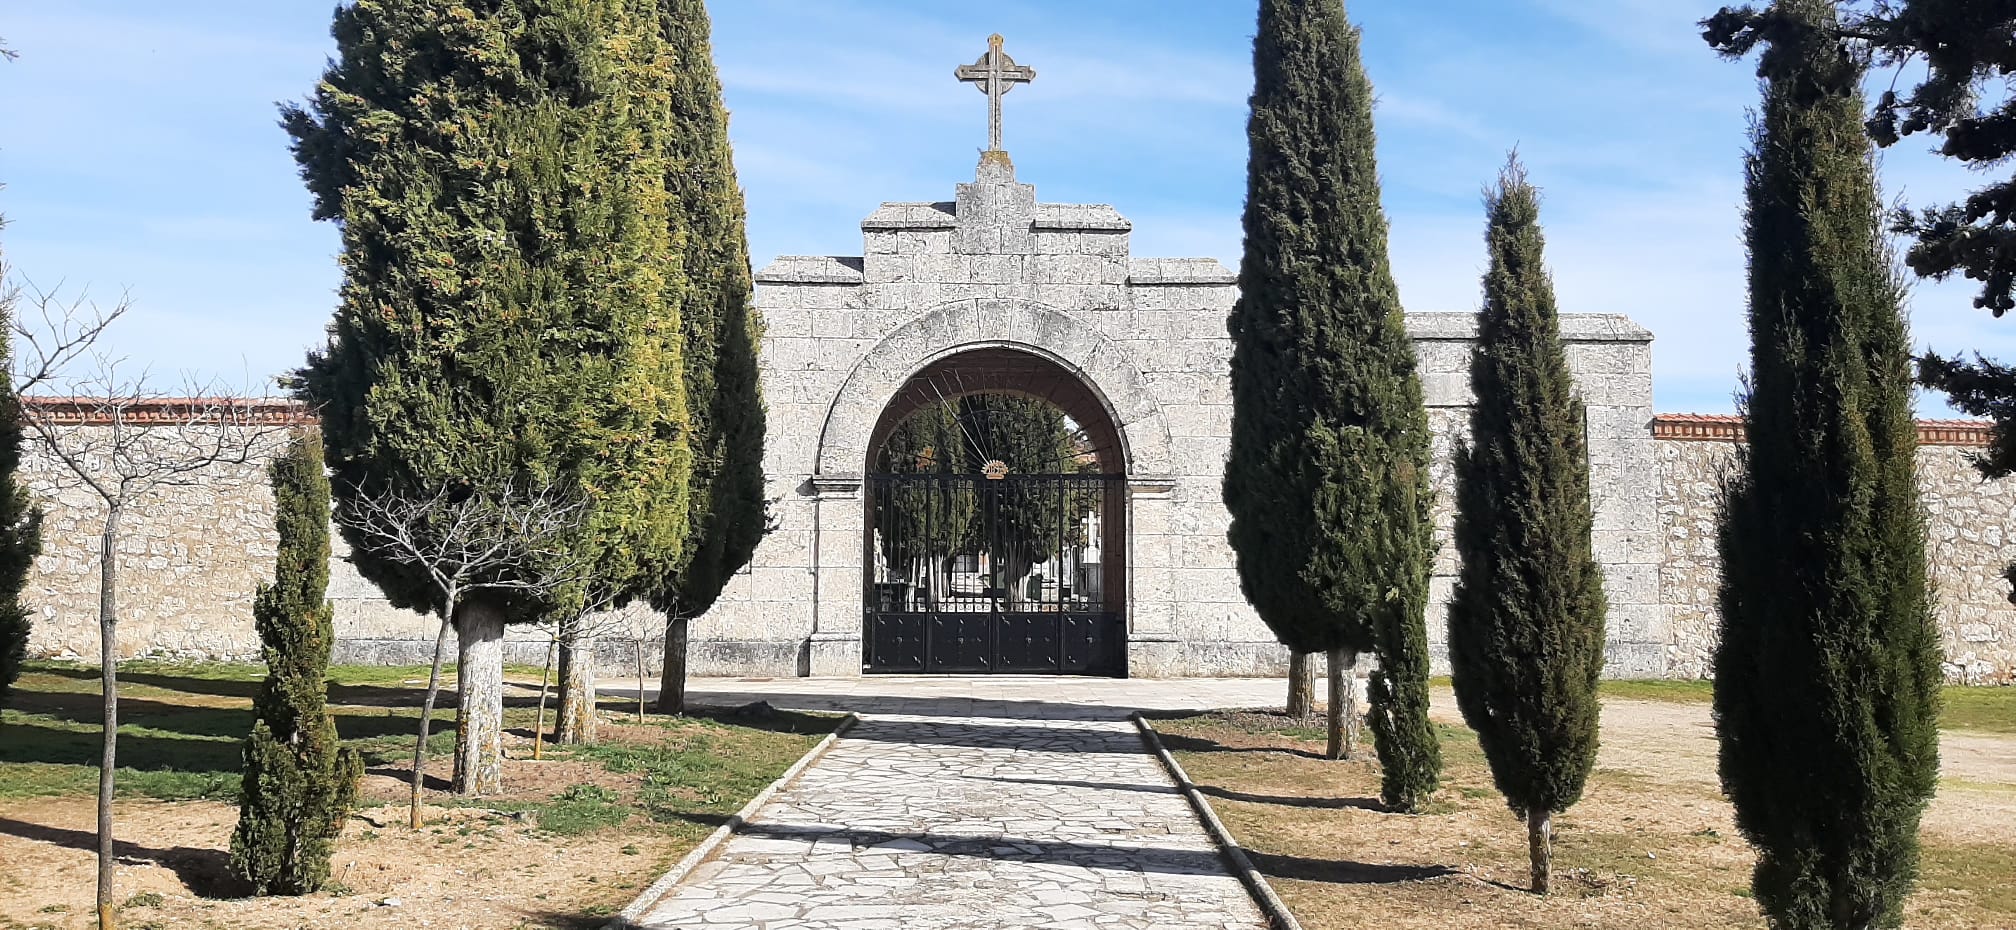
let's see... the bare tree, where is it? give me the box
[339,483,585,821]
[8,291,291,930]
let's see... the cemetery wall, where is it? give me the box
[1657,416,2016,683]
[20,412,2016,684]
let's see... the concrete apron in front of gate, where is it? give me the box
[631,694,1268,929]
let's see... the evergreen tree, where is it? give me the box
[1707,2,1944,925]
[1448,159,1606,896]
[0,217,44,717]
[651,0,767,715]
[231,433,362,895]
[287,0,694,794]
[1708,1,2016,314]
[874,403,974,604]
[1224,0,1440,808]
[960,395,1083,606]
[1711,0,2016,584]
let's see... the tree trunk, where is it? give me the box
[556,630,597,745]
[96,510,118,930]
[655,616,689,715]
[1326,647,1359,761]
[452,600,506,796]
[533,636,555,761]
[1286,650,1315,718]
[634,637,647,723]
[410,613,452,830]
[1528,808,1553,895]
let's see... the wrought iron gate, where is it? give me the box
[865,472,1125,675]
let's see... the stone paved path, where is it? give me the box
[632,682,1270,930]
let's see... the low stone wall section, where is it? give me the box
[1657,416,2016,683]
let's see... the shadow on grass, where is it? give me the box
[0,816,249,898]
[363,765,451,792]
[1244,849,1458,885]
[682,705,844,739]
[0,719,240,774]
[1197,785,1385,811]
[31,665,261,701]
[1148,729,1329,761]
[9,692,452,747]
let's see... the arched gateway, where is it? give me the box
[692,151,1245,678]
[684,43,1662,679]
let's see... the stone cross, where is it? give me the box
[955,34,1035,152]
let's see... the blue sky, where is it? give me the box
[0,0,2002,413]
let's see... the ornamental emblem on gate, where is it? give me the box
[982,459,1009,480]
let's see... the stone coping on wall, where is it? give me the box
[1126,258,1237,286]
[19,398,1991,450]
[1405,311,1655,343]
[21,396,315,426]
[858,201,957,230]
[1653,412,1994,446]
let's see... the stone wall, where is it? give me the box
[21,428,280,661]
[26,412,2016,683]
[1657,417,2016,683]
[19,419,632,670]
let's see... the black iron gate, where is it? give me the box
[865,472,1125,675]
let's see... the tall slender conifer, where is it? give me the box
[1224,0,1440,808]
[231,432,361,895]
[1448,159,1606,895]
[1708,2,1942,925]
[651,0,768,716]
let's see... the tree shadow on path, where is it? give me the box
[727,821,1456,887]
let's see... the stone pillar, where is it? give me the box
[806,474,866,677]
[1582,333,1664,678]
[1125,476,1181,677]
[955,152,1037,256]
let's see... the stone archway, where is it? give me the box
[728,155,1268,679]
[799,298,1176,676]
[859,342,1134,674]
[814,298,1174,481]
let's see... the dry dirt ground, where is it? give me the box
[0,665,834,930]
[1155,689,2016,930]
[1,796,655,930]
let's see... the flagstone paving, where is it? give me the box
[630,679,1273,930]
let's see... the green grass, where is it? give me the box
[1594,677,2016,735]
[1600,679,1717,703]
[0,660,838,813]
[1942,686,2016,735]
[0,661,463,801]
[537,784,632,836]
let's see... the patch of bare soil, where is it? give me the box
[1157,688,2016,930]
[0,796,673,930]
[1586,694,2016,845]
[0,718,768,930]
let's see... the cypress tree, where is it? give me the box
[0,224,44,717]
[1707,2,1943,926]
[231,432,363,895]
[1224,0,1440,808]
[875,403,974,604]
[1448,159,1606,896]
[287,0,694,794]
[651,0,767,715]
